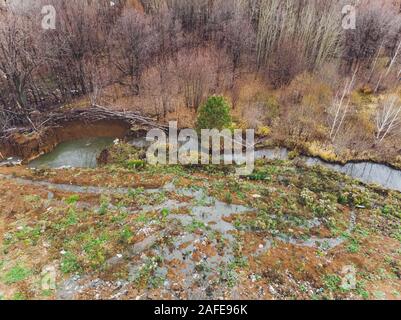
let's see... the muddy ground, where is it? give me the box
[0,144,401,300]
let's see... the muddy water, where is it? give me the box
[28,137,115,169]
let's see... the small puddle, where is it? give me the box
[140,186,252,241]
[275,211,356,251]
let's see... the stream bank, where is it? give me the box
[0,120,132,162]
[2,122,401,193]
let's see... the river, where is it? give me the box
[2,137,399,192]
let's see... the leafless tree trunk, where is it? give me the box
[328,68,358,140]
[255,0,342,71]
[375,95,401,143]
[375,40,401,92]
[110,8,153,95]
[176,48,216,110]
[0,11,43,126]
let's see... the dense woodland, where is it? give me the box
[2,0,401,161]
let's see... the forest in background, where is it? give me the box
[2,0,401,163]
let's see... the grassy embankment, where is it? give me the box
[0,143,400,300]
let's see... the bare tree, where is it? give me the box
[255,0,343,71]
[167,0,210,35]
[176,48,216,110]
[84,57,109,106]
[267,41,307,88]
[110,8,153,95]
[241,101,268,129]
[42,1,108,100]
[375,39,401,92]
[375,95,401,143]
[344,1,399,73]
[0,11,42,124]
[0,105,10,131]
[152,8,182,117]
[220,5,256,86]
[328,68,358,140]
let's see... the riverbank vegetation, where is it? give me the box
[1,0,401,166]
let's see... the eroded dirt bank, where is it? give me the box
[0,120,131,162]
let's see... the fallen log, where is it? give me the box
[39,105,168,131]
[0,105,168,139]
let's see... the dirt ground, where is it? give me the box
[0,149,401,300]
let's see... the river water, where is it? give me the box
[5,136,398,193]
[255,148,401,192]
